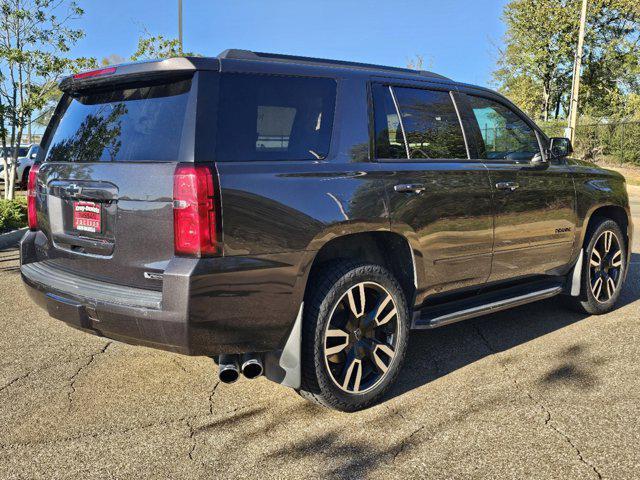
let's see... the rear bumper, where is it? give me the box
[20,231,307,356]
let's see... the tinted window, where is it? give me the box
[216,74,336,161]
[45,79,191,163]
[372,84,407,159]
[467,95,540,161]
[393,87,467,160]
[1,147,29,157]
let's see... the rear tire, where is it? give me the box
[298,261,410,412]
[565,218,627,315]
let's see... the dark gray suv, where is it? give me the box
[21,50,631,411]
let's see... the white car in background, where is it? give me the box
[0,144,39,188]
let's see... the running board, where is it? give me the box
[413,285,563,329]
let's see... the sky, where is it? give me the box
[69,0,509,87]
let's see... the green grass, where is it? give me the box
[0,196,27,233]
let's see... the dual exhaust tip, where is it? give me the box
[218,353,263,384]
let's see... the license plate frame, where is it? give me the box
[72,200,102,234]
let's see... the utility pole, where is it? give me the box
[27,68,31,144]
[567,0,588,143]
[178,0,183,53]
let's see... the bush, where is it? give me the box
[0,197,27,233]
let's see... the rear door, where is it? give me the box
[373,82,494,304]
[458,91,577,283]
[34,74,196,290]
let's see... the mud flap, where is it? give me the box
[264,303,303,389]
[569,249,584,297]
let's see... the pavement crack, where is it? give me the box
[67,341,112,411]
[0,413,202,450]
[1,352,118,396]
[172,357,189,374]
[208,380,220,415]
[426,347,441,376]
[0,370,34,394]
[393,424,426,462]
[474,323,602,480]
[186,419,197,461]
[541,405,603,480]
[384,403,409,424]
[474,322,498,354]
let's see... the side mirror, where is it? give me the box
[30,153,37,159]
[549,137,573,158]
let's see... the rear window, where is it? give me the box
[393,87,467,160]
[44,78,191,163]
[216,73,336,161]
[372,84,407,159]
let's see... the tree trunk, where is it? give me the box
[7,87,17,201]
[0,113,8,195]
[543,92,550,122]
[542,81,551,122]
[554,94,562,119]
[0,158,8,196]
[7,126,24,201]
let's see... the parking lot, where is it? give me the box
[0,188,639,480]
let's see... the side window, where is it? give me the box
[393,87,467,159]
[372,83,407,159]
[216,73,337,161]
[467,95,540,161]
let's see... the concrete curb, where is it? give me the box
[0,227,27,250]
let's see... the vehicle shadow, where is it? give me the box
[0,248,20,273]
[385,253,640,402]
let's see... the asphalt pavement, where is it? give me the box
[1,189,639,479]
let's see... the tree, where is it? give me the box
[0,0,95,199]
[493,0,579,122]
[100,53,125,66]
[493,0,640,122]
[579,0,640,118]
[130,32,197,61]
[407,54,433,71]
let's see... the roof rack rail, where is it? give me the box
[217,49,450,80]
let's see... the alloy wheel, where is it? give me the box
[323,281,399,394]
[589,230,623,303]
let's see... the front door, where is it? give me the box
[371,83,494,305]
[459,92,577,283]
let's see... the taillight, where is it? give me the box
[27,164,40,230]
[73,66,117,80]
[173,164,220,257]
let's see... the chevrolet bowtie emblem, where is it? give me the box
[64,184,82,197]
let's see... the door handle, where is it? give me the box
[394,183,426,194]
[495,181,520,192]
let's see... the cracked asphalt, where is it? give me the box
[1,188,640,479]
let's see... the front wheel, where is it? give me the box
[566,218,627,315]
[299,262,410,411]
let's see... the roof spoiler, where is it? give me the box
[217,48,451,80]
[60,57,219,93]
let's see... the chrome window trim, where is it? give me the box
[450,91,471,160]
[388,86,410,160]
